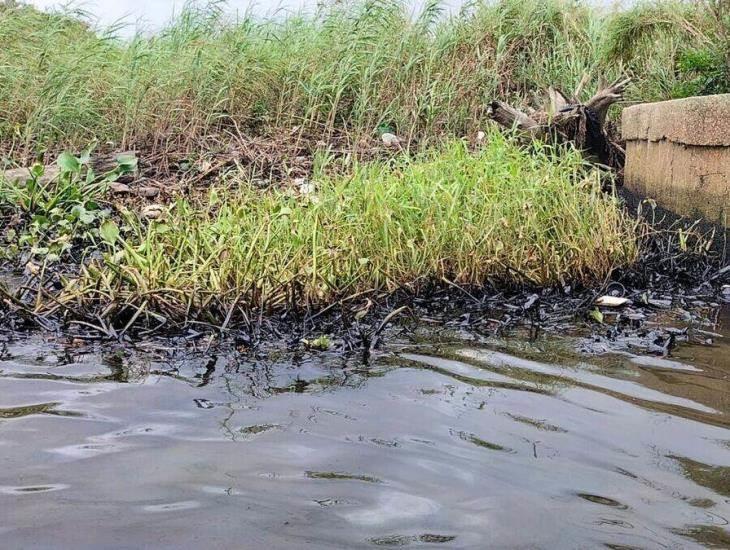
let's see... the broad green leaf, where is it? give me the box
[79,148,92,165]
[57,152,80,173]
[71,204,86,219]
[70,205,96,224]
[116,153,138,173]
[79,211,96,225]
[31,214,49,227]
[588,308,604,324]
[30,163,44,179]
[100,220,120,245]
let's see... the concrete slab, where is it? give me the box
[622,94,730,232]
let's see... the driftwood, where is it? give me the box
[488,76,630,170]
[1,151,137,186]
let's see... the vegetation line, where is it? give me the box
[1,0,726,333]
[2,134,636,326]
[0,0,727,159]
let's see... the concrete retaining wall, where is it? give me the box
[622,94,730,228]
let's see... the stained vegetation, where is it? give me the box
[1,133,641,334]
[0,0,728,339]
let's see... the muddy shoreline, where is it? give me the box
[3,241,728,362]
[2,302,729,549]
[2,154,729,354]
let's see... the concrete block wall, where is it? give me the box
[622,94,730,229]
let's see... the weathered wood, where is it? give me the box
[488,101,541,134]
[1,165,59,185]
[571,73,590,103]
[585,77,631,125]
[487,77,630,170]
[548,87,569,115]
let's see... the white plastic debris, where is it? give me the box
[294,177,319,204]
[595,295,630,307]
[381,132,401,148]
[296,178,315,196]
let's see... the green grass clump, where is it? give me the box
[70,133,637,321]
[0,0,726,160]
[602,0,728,100]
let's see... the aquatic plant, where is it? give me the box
[0,150,137,263]
[62,132,638,325]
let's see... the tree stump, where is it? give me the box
[488,76,630,171]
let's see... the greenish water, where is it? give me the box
[0,307,728,548]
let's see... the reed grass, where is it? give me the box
[65,132,638,322]
[0,0,724,160]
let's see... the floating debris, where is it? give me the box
[302,335,331,351]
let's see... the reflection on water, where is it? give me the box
[0,307,728,548]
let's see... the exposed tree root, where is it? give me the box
[488,76,630,170]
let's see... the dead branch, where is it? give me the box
[487,76,631,171]
[585,77,631,125]
[488,101,542,134]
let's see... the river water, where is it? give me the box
[1,306,728,548]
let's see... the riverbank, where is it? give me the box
[2,0,729,340]
[2,0,728,162]
[1,132,640,334]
